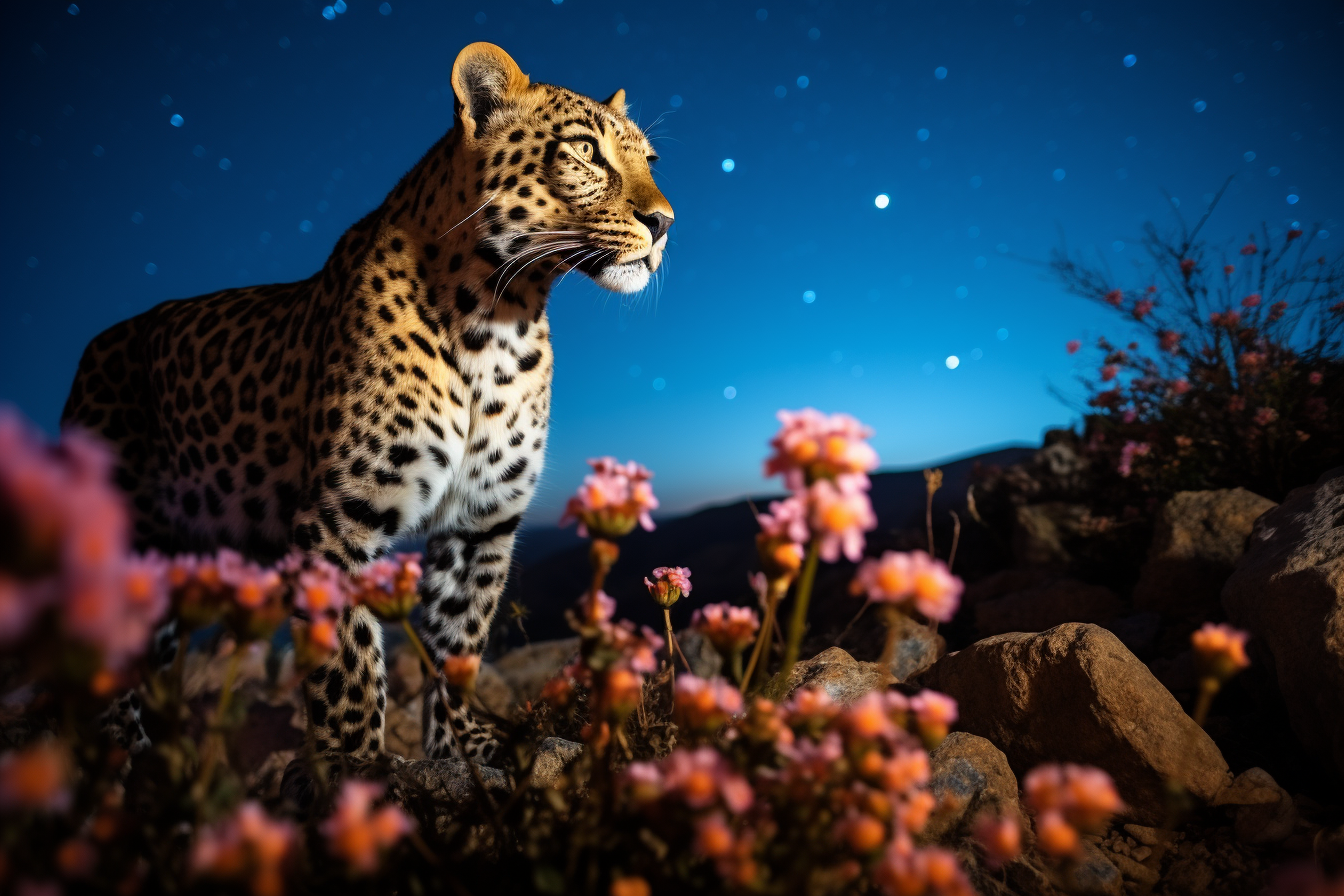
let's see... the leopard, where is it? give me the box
[61,42,673,766]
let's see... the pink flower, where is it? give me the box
[320,780,414,875]
[661,746,754,814]
[1103,289,1123,307]
[1268,301,1288,322]
[1024,763,1123,832]
[910,690,959,743]
[1172,379,1191,395]
[674,675,745,732]
[1066,340,1081,355]
[560,457,658,539]
[645,566,692,608]
[1210,310,1242,328]
[1242,293,1261,307]
[1309,372,1324,385]
[1158,331,1182,354]
[1132,299,1154,320]
[1117,441,1150,478]
[691,603,760,654]
[850,551,962,622]
[1100,365,1118,382]
[973,815,1022,869]
[1254,406,1279,426]
[1222,264,1235,276]
[764,408,879,492]
[191,801,297,896]
[1240,242,1258,256]
[1191,623,1251,682]
[1239,351,1265,370]
[806,479,876,563]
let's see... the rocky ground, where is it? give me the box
[201,452,1344,895]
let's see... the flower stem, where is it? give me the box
[730,648,744,685]
[191,646,242,806]
[877,605,901,675]
[742,577,785,696]
[402,618,437,676]
[663,608,677,689]
[779,540,821,687]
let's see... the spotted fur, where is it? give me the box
[62,43,673,764]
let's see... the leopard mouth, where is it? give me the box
[578,235,665,294]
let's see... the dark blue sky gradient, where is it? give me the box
[3,1,1340,521]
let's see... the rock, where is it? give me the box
[1122,824,1173,848]
[1108,851,1159,886]
[1163,856,1214,894]
[913,623,1232,825]
[473,662,518,719]
[1065,841,1124,896]
[1134,488,1276,619]
[492,637,580,704]
[1217,769,1298,845]
[388,755,512,807]
[885,611,945,682]
[1212,767,1283,807]
[1221,468,1344,778]
[1013,503,1091,568]
[784,647,888,705]
[675,628,724,680]
[383,694,424,760]
[974,579,1122,639]
[923,732,1019,841]
[529,737,583,789]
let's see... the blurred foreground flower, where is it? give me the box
[353,553,422,621]
[973,813,1022,869]
[191,801,297,896]
[1023,763,1123,856]
[0,741,72,813]
[764,408,878,492]
[692,602,760,681]
[1192,623,1250,682]
[321,780,414,875]
[850,550,962,623]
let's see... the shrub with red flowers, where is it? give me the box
[1050,192,1344,505]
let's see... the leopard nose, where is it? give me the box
[634,209,673,244]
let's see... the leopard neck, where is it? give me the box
[351,127,562,332]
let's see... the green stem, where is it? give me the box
[191,647,242,806]
[741,589,778,696]
[779,540,821,686]
[663,608,676,690]
[402,618,437,675]
[730,648,744,685]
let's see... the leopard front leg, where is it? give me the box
[416,514,522,763]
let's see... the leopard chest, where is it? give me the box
[331,303,552,542]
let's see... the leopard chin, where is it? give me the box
[592,260,652,294]
[590,236,666,294]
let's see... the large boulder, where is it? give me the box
[885,612,945,682]
[1221,468,1344,778]
[1134,488,1276,619]
[914,623,1231,824]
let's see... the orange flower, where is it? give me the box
[442,653,481,692]
[1035,809,1080,857]
[0,741,72,812]
[839,814,887,853]
[1191,623,1250,682]
[191,802,296,896]
[320,781,414,875]
[972,814,1021,869]
[610,876,651,896]
[694,812,735,859]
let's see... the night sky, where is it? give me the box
[3,1,1340,523]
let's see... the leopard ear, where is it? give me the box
[452,43,530,138]
[602,89,627,115]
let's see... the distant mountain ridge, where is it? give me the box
[497,444,1035,647]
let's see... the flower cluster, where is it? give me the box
[0,740,72,813]
[1023,763,1124,857]
[691,602,760,655]
[351,553,423,621]
[1048,214,1344,507]
[1191,622,1250,682]
[761,409,879,564]
[0,411,167,674]
[622,685,972,895]
[849,550,963,623]
[644,565,692,608]
[320,780,415,875]
[561,457,659,539]
[191,801,298,896]
[673,674,744,734]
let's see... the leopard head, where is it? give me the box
[451,42,673,294]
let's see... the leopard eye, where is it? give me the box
[569,139,595,162]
